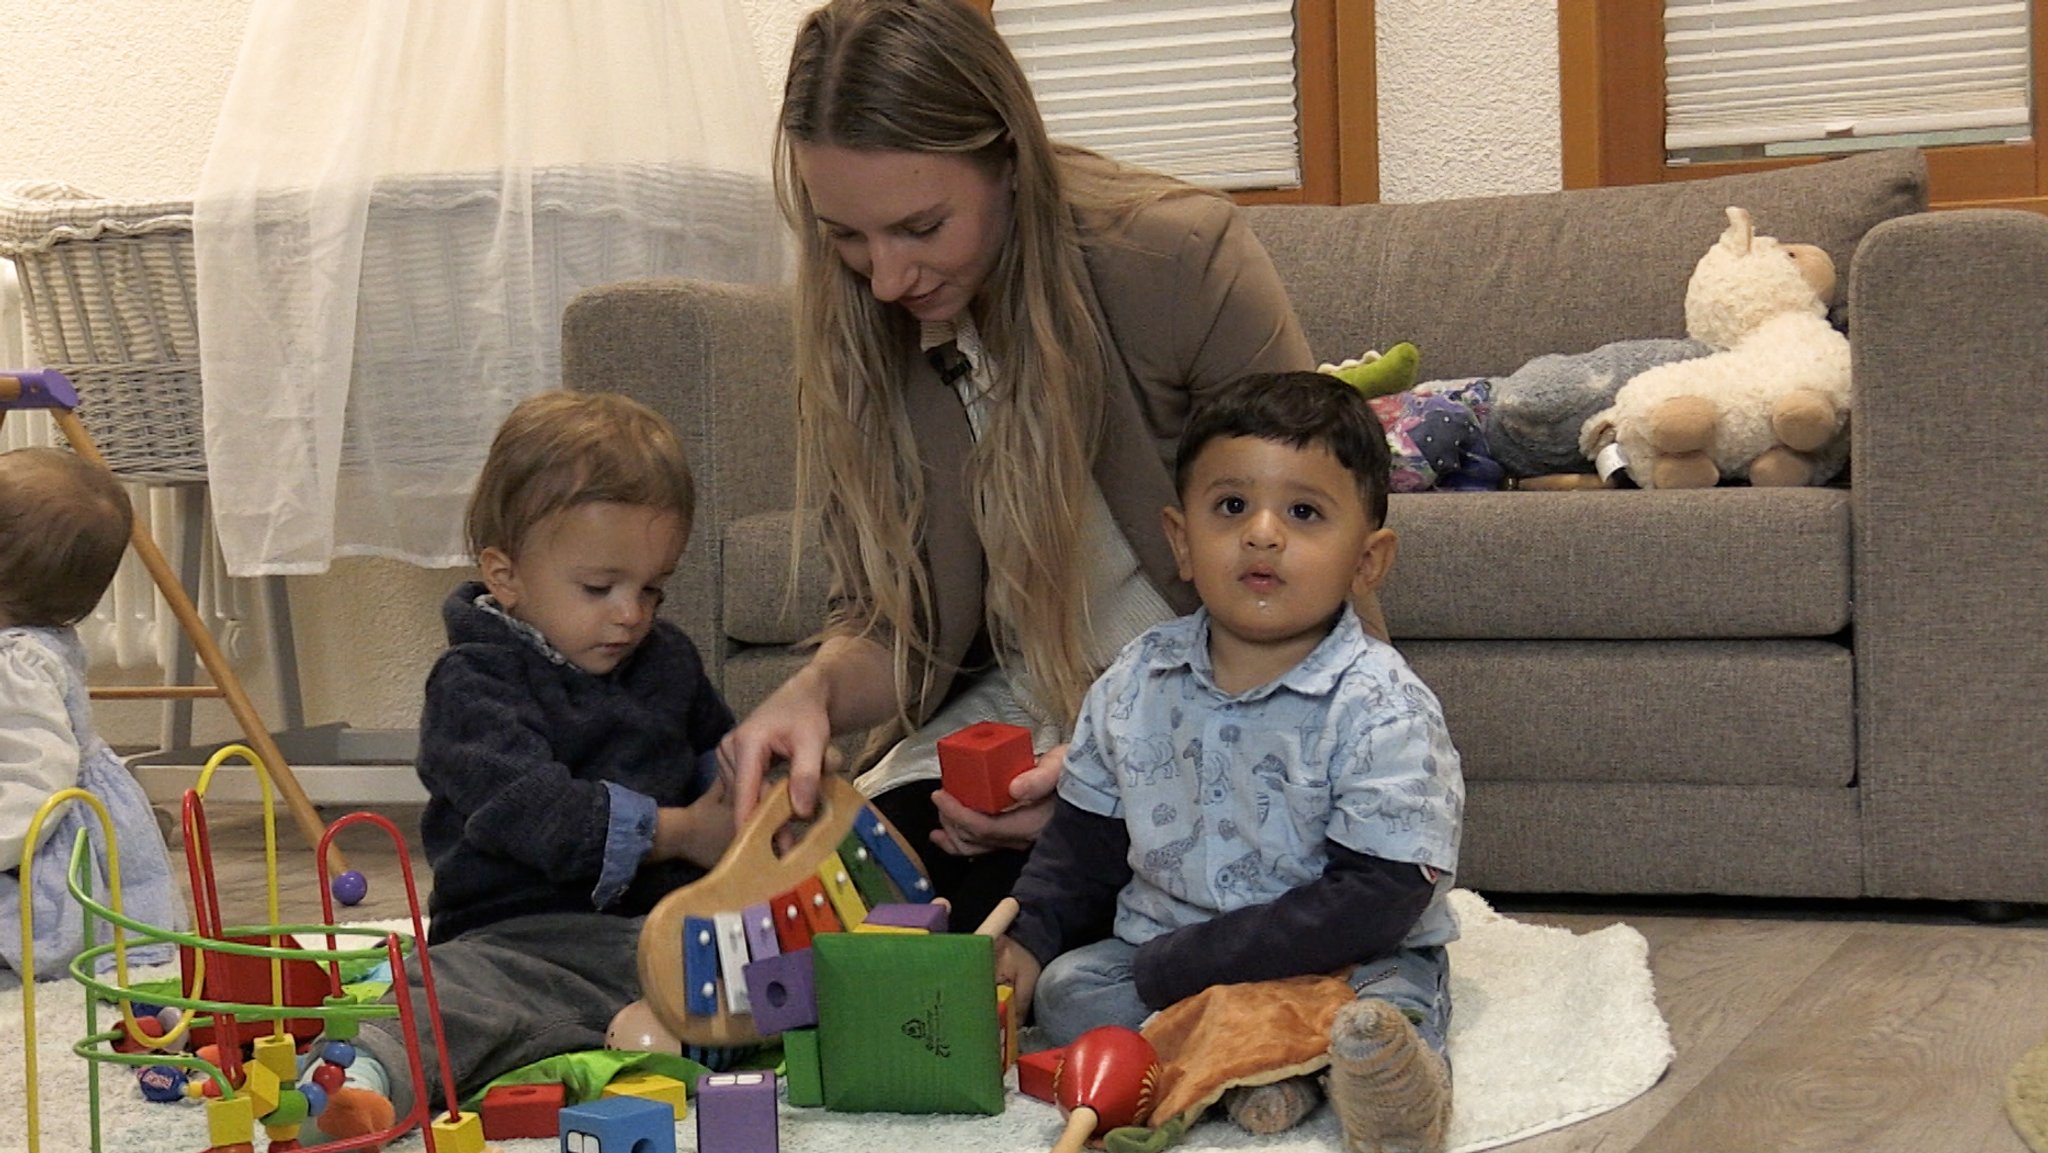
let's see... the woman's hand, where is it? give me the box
[929,743,1064,857]
[719,664,836,825]
[720,635,899,825]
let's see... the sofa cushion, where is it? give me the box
[728,487,1852,648]
[1248,148,1927,380]
[723,509,831,645]
[1381,488,1850,640]
[1404,639,1855,789]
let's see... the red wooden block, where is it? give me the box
[1017,1046,1064,1104]
[937,722,1035,814]
[480,1081,566,1140]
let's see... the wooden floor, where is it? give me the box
[176,802,2048,1153]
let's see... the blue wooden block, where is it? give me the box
[853,805,934,903]
[684,915,720,1017]
[559,1095,676,1153]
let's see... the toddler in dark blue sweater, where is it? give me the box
[305,389,740,1145]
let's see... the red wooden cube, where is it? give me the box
[937,722,1035,814]
[480,1080,565,1139]
[1017,1047,1064,1104]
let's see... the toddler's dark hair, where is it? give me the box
[466,390,695,560]
[0,447,135,626]
[1175,371,1391,526]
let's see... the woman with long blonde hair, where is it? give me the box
[720,0,1322,928]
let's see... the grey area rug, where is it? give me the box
[7,891,1672,1152]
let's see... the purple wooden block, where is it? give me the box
[0,369,77,413]
[696,1070,779,1153]
[742,948,816,1036]
[742,901,780,961]
[863,901,950,933]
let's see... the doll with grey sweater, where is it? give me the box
[1483,337,1709,480]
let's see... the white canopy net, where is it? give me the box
[195,2,787,575]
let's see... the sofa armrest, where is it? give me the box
[1848,208,2048,901]
[561,278,797,689]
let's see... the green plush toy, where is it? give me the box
[1318,342,1420,398]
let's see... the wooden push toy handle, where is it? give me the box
[638,775,930,1046]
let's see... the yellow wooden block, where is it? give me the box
[430,1109,488,1153]
[851,922,925,934]
[207,1094,255,1147]
[242,1060,282,1116]
[998,984,1018,1068]
[252,1033,298,1080]
[815,851,868,929]
[601,1070,691,1118]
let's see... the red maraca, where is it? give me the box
[1050,1024,1162,1152]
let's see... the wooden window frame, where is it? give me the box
[1235,0,1377,206]
[1559,0,2048,211]
[981,0,1375,205]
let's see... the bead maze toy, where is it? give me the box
[16,742,480,1153]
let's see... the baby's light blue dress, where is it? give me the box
[1,626,182,980]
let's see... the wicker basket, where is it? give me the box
[0,182,208,484]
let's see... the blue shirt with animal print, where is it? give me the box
[1058,604,1463,950]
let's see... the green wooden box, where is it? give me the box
[813,932,1005,1114]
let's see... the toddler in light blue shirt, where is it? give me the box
[1004,371,1463,1150]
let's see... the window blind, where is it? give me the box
[1664,0,2032,152]
[993,0,1301,191]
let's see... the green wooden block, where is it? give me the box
[782,1027,824,1107]
[837,828,901,908]
[813,932,1004,1115]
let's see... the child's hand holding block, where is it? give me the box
[936,721,1036,814]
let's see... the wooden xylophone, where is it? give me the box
[637,775,936,1046]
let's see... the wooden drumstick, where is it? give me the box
[976,895,1020,937]
[1050,1024,1162,1153]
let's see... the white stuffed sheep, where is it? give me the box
[1580,206,1851,489]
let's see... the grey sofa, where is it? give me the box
[562,148,2048,908]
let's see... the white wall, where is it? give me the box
[1377,0,1562,203]
[0,0,1560,745]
